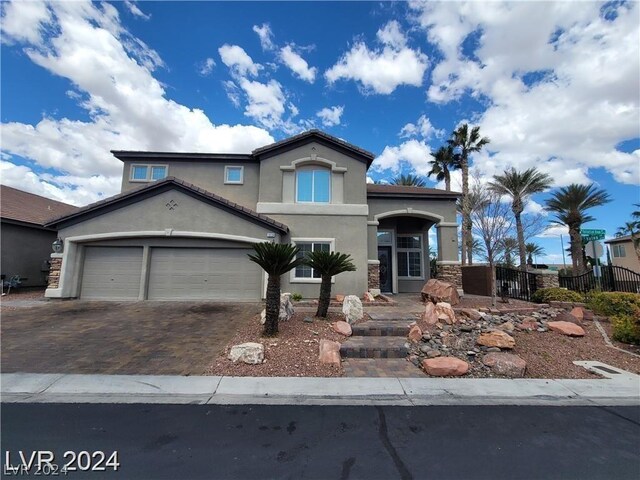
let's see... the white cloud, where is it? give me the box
[0,0,273,205]
[372,139,432,175]
[0,0,51,44]
[325,20,428,94]
[399,115,444,140]
[537,224,569,238]
[238,78,287,130]
[316,106,344,127]
[366,176,374,184]
[253,23,274,51]
[218,44,262,77]
[411,0,640,186]
[279,44,317,83]
[124,1,150,21]
[198,57,216,76]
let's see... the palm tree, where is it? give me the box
[545,184,611,275]
[488,167,552,270]
[525,242,546,265]
[448,124,490,265]
[499,237,519,267]
[248,243,305,336]
[633,203,640,221]
[304,251,356,318]
[616,221,640,262]
[391,173,427,187]
[427,145,458,191]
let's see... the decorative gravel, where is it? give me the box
[206,312,348,377]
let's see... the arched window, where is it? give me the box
[296,166,330,203]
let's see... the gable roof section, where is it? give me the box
[0,185,78,227]
[367,184,461,199]
[252,129,375,166]
[44,177,289,233]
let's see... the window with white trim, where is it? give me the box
[130,164,168,182]
[397,234,423,278]
[296,167,330,203]
[224,166,244,184]
[293,240,332,280]
[612,244,626,257]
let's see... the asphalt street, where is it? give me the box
[2,403,639,479]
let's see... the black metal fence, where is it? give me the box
[559,266,640,294]
[495,266,538,302]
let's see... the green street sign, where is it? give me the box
[581,228,605,241]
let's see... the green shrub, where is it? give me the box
[587,292,640,345]
[291,293,303,302]
[531,287,584,304]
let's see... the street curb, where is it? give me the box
[2,362,638,407]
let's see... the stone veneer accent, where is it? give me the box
[436,264,463,289]
[367,263,380,290]
[534,270,560,289]
[47,255,62,289]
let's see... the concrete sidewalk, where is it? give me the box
[2,361,638,406]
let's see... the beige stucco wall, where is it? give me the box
[608,240,640,272]
[121,161,260,209]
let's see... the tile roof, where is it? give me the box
[0,185,78,226]
[604,235,633,244]
[44,177,289,233]
[366,184,462,197]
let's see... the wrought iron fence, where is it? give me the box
[559,265,640,294]
[495,266,538,302]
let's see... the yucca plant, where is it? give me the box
[304,251,356,318]
[248,242,304,336]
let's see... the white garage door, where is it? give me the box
[81,247,143,300]
[147,248,262,301]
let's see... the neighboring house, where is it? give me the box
[44,130,461,301]
[605,235,640,272]
[1,185,78,287]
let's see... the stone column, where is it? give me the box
[533,270,560,290]
[366,221,381,295]
[47,253,63,289]
[435,223,462,291]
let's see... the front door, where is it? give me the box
[378,246,393,293]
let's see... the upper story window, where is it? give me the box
[296,167,330,203]
[224,166,244,185]
[130,164,168,182]
[612,244,626,257]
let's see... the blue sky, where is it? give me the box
[1,1,639,265]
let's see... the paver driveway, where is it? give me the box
[1,301,261,375]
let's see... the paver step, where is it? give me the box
[340,337,409,359]
[368,312,420,321]
[342,358,424,377]
[352,320,412,337]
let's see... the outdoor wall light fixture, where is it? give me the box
[52,237,64,253]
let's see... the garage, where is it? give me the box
[80,247,143,300]
[147,247,262,301]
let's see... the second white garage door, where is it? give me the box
[147,248,262,301]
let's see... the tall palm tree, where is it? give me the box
[304,251,356,317]
[499,237,519,268]
[248,243,305,336]
[391,173,427,187]
[525,242,546,265]
[544,184,611,275]
[448,124,490,265]
[616,221,640,262]
[427,145,458,191]
[488,167,552,270]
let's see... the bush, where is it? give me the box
[531,287,584,304]
[291,293,303,302]
[587,292,640,345]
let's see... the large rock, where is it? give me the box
[548,321,585,337]
[460,308,482,321]
[408,325,423,343]
[319,339,341,365]
[570,307,584,321]
[259,293,295,325]
[422,357,469,376]
[496,321,515,333]
[332,321,352,336]
[556,311,581,325]
[421,279,460,306]
[518,317,538,331]
[435,302,457,325]
[229,342,264,364]
[423,302,439,325]
[342,295,364,324]
[477,330,516,349]
[483,352,527,377]
[363,292,375,302]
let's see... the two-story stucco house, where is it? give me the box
[44,130,461,301]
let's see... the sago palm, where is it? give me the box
[448,124,490,265]
[488,167,552,270]
[391,173,427,187]
[545,184,611,275]
[427,145,458,191]
[304,251,356,318]
[248,243,304,336]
